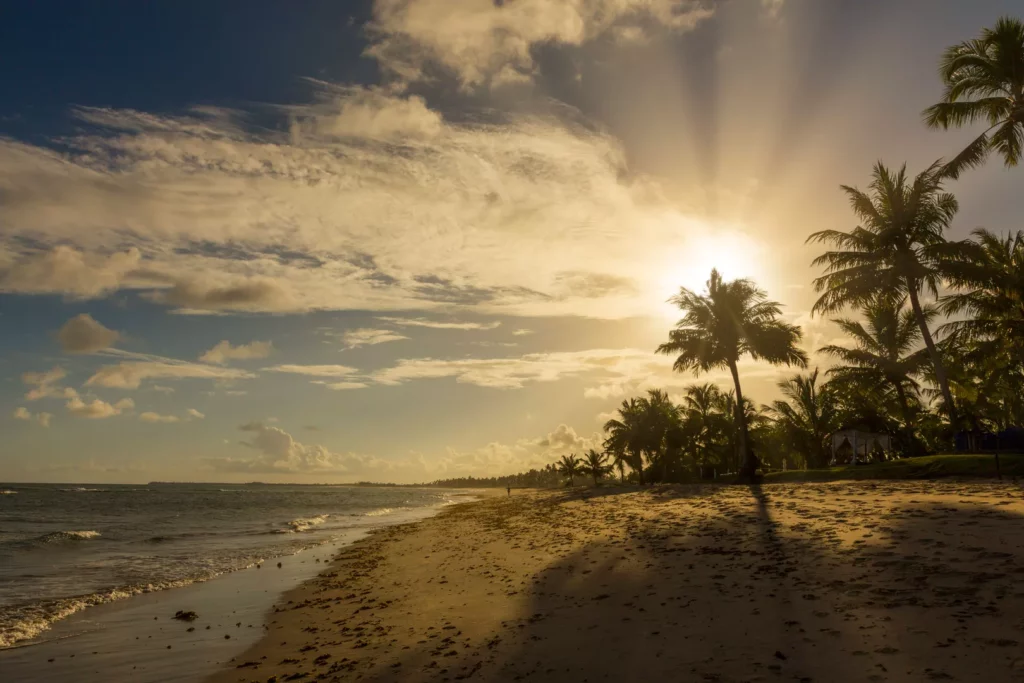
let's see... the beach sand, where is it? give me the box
[209,481,1024,682]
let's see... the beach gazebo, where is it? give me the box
[829,429,892,465]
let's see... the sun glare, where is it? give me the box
[656,228,769,319]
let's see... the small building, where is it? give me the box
[829,429,893,465]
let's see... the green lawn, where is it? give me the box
[762,453,1024,483]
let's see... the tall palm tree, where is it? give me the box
[819,297,930,451]
[582,449,613,486]
[556,453,583,487]
[767,369,841,469]
[923,17,1024,178]
[658,269,807,479]
[939,228,1024,359]
[808,162,960,428]
[603,398,646,484]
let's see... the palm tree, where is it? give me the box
[610,449,628,483]
[767,369,841,469]
[923,17,1024,178]
[714,390,768,473]
[808,162,960,428]
[556,453,583,487]
[658,269,807,479]
[939,229,1024,359]
[680,383,724,471]
[582,449,613,486]
[819,297,930,452]
[638,389,683,482]
[604,398,647,484]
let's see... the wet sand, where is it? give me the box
[209,481,1024,683]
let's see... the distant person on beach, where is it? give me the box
[506,486,511,497]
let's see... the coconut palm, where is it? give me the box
[639,389,683,481]
[556,453,584,487]
[658,269,807,479]
[714,390,768,473]
[582,449,613,486]
[808,162,959,428]
[680,383,725,470]
[766,369,842,469]
[939,229,1024,358]
[603,398,647,484]
[819,297,930,451]
[923,17,1024,178]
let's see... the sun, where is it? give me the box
[655,228,769,318]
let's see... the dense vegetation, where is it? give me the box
[431,18,1024,489]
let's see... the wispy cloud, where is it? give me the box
[264,364,359,377]
[376,317,501,330]
[139,411,180,423]
[0,88,710,320]
[199,340,274,364]
[21,366,70,401]
[85,359,255,390]
[338,328,409,349]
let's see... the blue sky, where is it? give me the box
[1,0,1021,483]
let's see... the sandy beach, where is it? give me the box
[208,481,1024,683]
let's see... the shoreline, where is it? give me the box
[0,498,473,683]
[210,480,1024,683]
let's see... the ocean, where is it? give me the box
[0,483,465,651]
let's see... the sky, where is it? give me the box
[1,0,1020,484]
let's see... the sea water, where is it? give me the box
[0,483,464,649]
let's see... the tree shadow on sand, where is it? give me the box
[272,483,1024,683]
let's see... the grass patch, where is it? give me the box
[763,453,1024,483]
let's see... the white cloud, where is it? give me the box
[511,328,534,336]
[264,364,359,377]
[199,340,274,364]
[377,317,501,330]
[22,366,68,401]
[370,348,660,389]
[145,276,298,313]
[339,328,409,349]
[13,407,52,427]
[367,0,715,87]
[186,408,205,419]
[0,246,140,298]
[67,397,134,419]
[139,411,180,423]
[85,360,255,390]
[312,380,370,391]
[207,422,380,474]
[57,313,120,354]
[0,90,710,320]
[434,423,603,479]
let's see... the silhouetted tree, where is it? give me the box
[658,268,807,480]
[820,297,930,452]
[556,453,584,487]
[766,369,841,469]
[924,17,1024,178]
[809,162,959,429]
[582,449,613,486]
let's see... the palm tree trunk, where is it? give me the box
[906,286,959,430]
[632,450,645,485]
[728,360,754,479]
[893,381,917,457]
